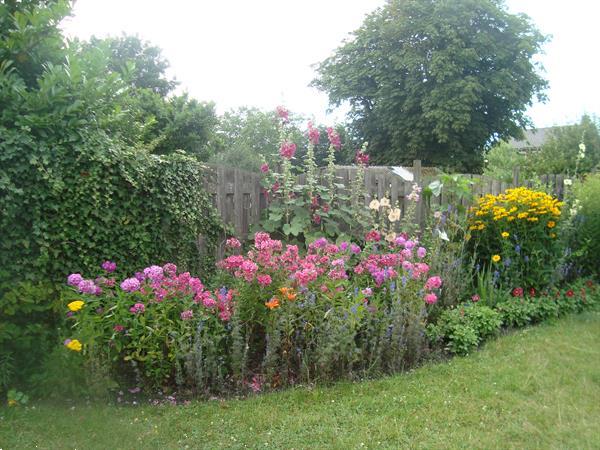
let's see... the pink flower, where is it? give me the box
[350,244,361,254]
[326,127,341,150]
[67,273,83,287]
[78,279,97,294]
[257,274,272,287]
[276,105,289,122]
[512,287,524,298]
[130,303,145,314]
[361,287,373,297]
[226,237,242,249]
[163,263,177,277]
[312,214,321,224]
[417,247,426,259]
[260,163,269,173]
[471,294,480,303]
[101,261,117,273]
[355,150,369,165]
[143,265,164,282]
[279,141,297,159]
[180,310,194,321]
[424,293,438,304]
[120,278,140,292]
[113,324,125,332]
[365,230,381,242]
[424,275,442,290]
[308,121,320,145]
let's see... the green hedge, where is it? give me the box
[0,127,223,284]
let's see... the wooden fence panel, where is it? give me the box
[203,163,568,241]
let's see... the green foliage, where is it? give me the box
[0,3,224,283]
[86,34,177,96]
[313,0,547,171]
[0,282,63,393]
[427,303,502,355]
[526,115,600,175]
[567,173,600,276]
[483,141,528,183]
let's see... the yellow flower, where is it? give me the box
[477,224,485,230]
[550,233,557,238]
[501,232,509,238]
[8,399,18,407]
[547,220,556,228]
[66,339,82,352]
[517,212,528,219]
[67,300,84,312]
[492,255,501,263]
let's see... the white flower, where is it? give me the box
[380,197,391,208]
[369,199,380,210]
[579,143,586,151]
[578,143,586,159]
[388,208,401,222]
[434,211,442,219]
[563,178,572,186]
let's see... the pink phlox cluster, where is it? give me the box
[424,275,442,290]
[226,237,242,249]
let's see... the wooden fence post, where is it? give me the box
[512,166,520,187]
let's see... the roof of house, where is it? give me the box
[507,127,555,150]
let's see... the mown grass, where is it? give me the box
[2,311,599,449]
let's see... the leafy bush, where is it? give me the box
[468,187,563,289]
[427,303,502,355]
[566,174,600,276]
[0,282,63,393]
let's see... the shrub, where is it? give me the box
[0,282,63,393]
[427,303,502,355]
[468,187,563,289]
[567,173,600,276]
[63,261,228,391]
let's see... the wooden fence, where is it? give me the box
[203,162,568,240]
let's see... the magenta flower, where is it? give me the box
[180,310,194,321]
[120,277,140,292]
[350,243,361,254]
[67,273,84,287]
[425,276,442,290]
[101,260,117,273]
[279,141,297,159]
[113,324,125,332]
[471,294,480,303]
[307,121,320,145]
[424,293,438,304]
[226,237,242,249]
[163,263,177,277]
[276,105,289,122]
[78,279,97,294]
[257,274,272,287]
[326,127,341,150]
[129,303,145,314]
[143,265,163,281]
[355,150,369,165]
[417,247,427,259]
[260,163,269,173]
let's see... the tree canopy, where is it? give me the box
[313,0,548,171]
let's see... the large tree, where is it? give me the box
[313,0,548,171]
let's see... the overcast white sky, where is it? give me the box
[62,0,599,127]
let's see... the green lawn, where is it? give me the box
[2,311,600,450]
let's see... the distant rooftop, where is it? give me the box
[508,125,574,150]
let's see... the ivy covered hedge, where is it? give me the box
[0,127,223,284]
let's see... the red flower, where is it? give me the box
[566,289,574,298]
[312,214,321,224]
[529,287,536,297]
[586,280,594,288]
[512,287,524,298]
